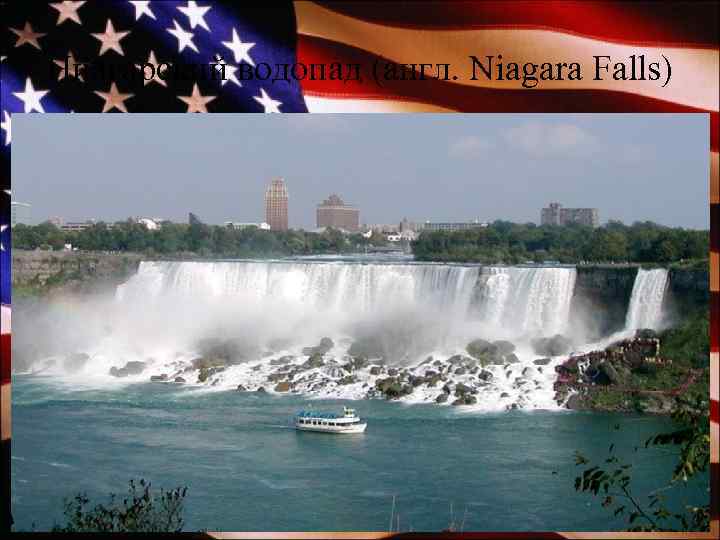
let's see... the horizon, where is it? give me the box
[12,113,709,229]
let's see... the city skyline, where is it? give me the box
[12,114,709,229]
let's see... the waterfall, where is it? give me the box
[625,268,669,331]
[118,261,577,339]
[476,267,577,336]
[117,261,481,318]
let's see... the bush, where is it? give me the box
[52,478,188,532]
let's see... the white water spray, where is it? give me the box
[625,268,669,331]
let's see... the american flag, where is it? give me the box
[0,0,718,533]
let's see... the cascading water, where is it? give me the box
[625,268,669,331]
[475,266,577,336]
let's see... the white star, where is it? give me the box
[253,88,282,113]
[167,19,198,53]
[222,28,255,65]
[129,1,156,20]
[94,82,134,113]
[10,22,46,50]
[12,78,49,113]
[213,55,241,87]
[92,19,130,56]
[177,1,211,31]
[136,50,167,87]
[49,1,86,25]
[178,83,216,113]
[0,225,7,250]
[0,111,11,146]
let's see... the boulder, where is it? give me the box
[597,361,622,385]
[369,366,382,376]
[64,352,90,373]
[436,393,449,403]
[452,394,477,406]
[150,374,168,382]
[635,328,658,339]
[270,355,294,366]
[454,367,466,375]
[492,340,516,355]
[522,367,536,378]
[505,353,520,364]
[236,384,247,391]
[466,339,493,359]
[274,381,291,392]
[533,358,552,366]
[531,335,573,357]
[420,356,434,366]
[301,353,325,370]
[500,392,510,398]
[388,367,399,376]
[408,374,426,387]
[174,376,186,383]
[454,383,472,396]
[302,337,334,356]
[478,369,493,382]
[337,375,358,385]
[268,372,286,382]
[347,337,384,359]
[256,386,267,394]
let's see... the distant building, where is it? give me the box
[225,221,271,230]
[136,218,160,230]
[10,201,31,227]
[60,220,97,232]
[316,194,359,232]
[417,220,489,232]
[265,178,288,231]
[541,202,599,228]
[364,223,400,234]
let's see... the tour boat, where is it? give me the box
[294,407,367,434]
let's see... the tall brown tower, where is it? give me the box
[264,177,288,231]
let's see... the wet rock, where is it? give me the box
[505,353,520,364]
[64,352,90,373]
[302,337,334,357]
[256,386,267,393]
[369,366,382,376]
[270,355,294,366]
[408,374,426,387]
[347,337,384,359]
[388,368,399,376]
[500,392,510,398]
[420,356,434,366]
[274,381,291,392]
[522,367,536,378]
[454,382,472,396]
[452,394,477,406]
[109,360,147,378]
[635,328,658,339]
[268,372,287,382]
[338,375,358,385]
[236,384,247,391]
[435,393,449,403]
[478,369,493,382]
[454,367,466,375]
[493,340,516,355]
[174,376,186,383]
[531,335,573,357]
[533,358,552,366]
[150,374,168,382]
[301,353,325,370]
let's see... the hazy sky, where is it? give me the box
[13,113,709,229]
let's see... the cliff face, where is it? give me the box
[569,266,709,340]
[12,250,143,297]
[570,266,638,340]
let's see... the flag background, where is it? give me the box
[0,1,717,535]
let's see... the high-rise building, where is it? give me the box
[10,201,31,227]
[265,178,288,231]
[316,194,359,231]
[541,202,599,228]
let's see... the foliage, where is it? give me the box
[412,220,708,264]
[52,478,188,532]
[573,395,710,531]
[12,221,385,257]
[659,312,709,369]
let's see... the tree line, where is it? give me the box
[11,220,388,257]
[411,221,708,265]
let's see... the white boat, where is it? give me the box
[294,407,367,434]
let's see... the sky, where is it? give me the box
[12,113,710,229]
